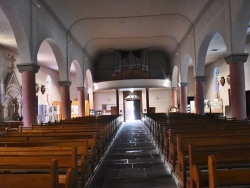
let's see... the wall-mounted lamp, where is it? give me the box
[226,74,230,85]
[35,84,40,94]
[41,85,45,94]
[220,76,225,86]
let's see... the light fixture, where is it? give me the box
[211,49,218,52]
[226,74,230,85]
[35,83,40,94]
[220,76,225,86]
[41,85,45,94]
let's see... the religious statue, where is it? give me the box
[13,97,19,117]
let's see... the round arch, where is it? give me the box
[196,32,227,77]
[171,65,179,88]
[37,38,67,81]
[0,1,31,64]
[231,0,250,53]
[85,69,94,93]
[180,54,193,83]
[71,59,84,87]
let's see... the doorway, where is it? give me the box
[123,91,142,121]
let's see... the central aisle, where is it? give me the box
[88,120,177,188]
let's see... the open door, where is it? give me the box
[124,91,141,121]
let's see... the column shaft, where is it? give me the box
[77,87,85,117]
[21,71,37,126]
[225,53,248,120]
[89,91,94,110]
[17,63,40,127]
[180,83,187,113]
[171,88,178,107]
[59,81,71,120]
[194,76,205,115]
[146,88,149,113]
[116,90,119,115]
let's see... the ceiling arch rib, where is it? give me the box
[84,35,181,60]
[67,14,193,59]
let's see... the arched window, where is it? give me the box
[214,67,220,98]
[45,75,51,94]
[45,75,52,105]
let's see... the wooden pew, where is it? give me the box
[34,126,109,152]
[0,159,59,188]
[0,145,91,185]
[1,131,99,168]
[163,121,250,157]
[176,135,250,187]
[19,124,110,150]
[189,143,250,188]
[168,128,250,170]
[208,155,250,188]
[142,113,250,188]
[0,149,78,188]
[0,138,93,179]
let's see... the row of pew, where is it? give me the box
[143,113,250,188]
[0,115,122,188]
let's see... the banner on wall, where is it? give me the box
[37,104,58,123]
[71,100,78,118]
[210,98,223,113]
[204,99,210,113]
[190,99,211,114]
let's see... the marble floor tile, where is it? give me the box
[88,120,177,188]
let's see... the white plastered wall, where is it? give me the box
[94,91,117,115]
[144,89,172,113]
[205,59,230,116]
[36,65,61,105]
[70,73,78,100]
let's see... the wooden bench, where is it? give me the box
[208,155,250,188]
[0,159,60,188]
[163,122,250,157]
[1,131,99,167]
[188,143,250,188]
[19,124,110,150]
[0,138,93,178]
[0,147,78,188]
[167,128,250,170]
[142,113,250,188]
[175,135,250,187]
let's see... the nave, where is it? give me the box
[88,120,177,188]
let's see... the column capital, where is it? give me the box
[17,63,40,73]
[171,87,178,90]
[194,76,206,81]
[77,87,86,91]
[225,53,249,64]
[179,82,188,86]
[58,81,72,87]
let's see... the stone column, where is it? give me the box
[0,79,5,122]
[17,63,40,126]
[77,87,85,117]
[171,87,178,107]
[180,82,188,113]
[58,81,71,120]
[88,89,94,111]
[146,88,149,113]
[194,76,206,115]
[225,53,248,120]
[116,89,119,115]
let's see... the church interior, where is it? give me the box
[1,0,250,187]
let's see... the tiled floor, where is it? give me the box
[88,120,177,188]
